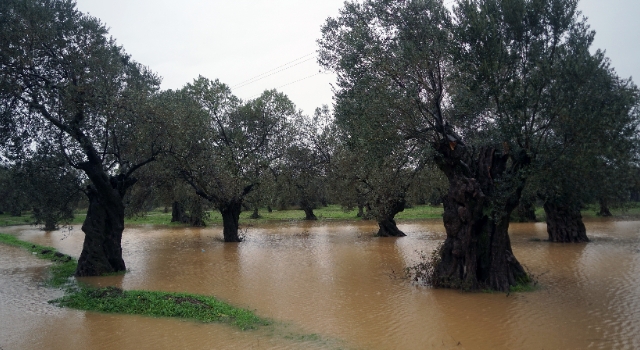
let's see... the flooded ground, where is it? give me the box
[1,218,640,349]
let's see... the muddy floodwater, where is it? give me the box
[2,218,640,349]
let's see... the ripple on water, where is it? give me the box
[2,219,640,350]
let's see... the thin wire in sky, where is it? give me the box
[248,72,324,99]
[232,52,317,90]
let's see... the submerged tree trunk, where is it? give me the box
[597,198,612,217]
[171,201,185,223]
[300,199,317,220]
[76,185,126,276]
[303,206,317,220]
[375,198,406,237]
[544,201,589,243]
[219,200,242,242]
[250,206,261,219]
[377,218,405,237]
[188,201,207,227]
[432,143,529,292]
[43,217,57,231]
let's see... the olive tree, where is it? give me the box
[319,0,634,291]
[17,152,82,230]
[172,77,296,242]
[276,106,336,220]
[0,0,169,275]
[534,57,639,241]
[330,78,433,236]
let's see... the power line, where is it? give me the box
[231,52,317,90]
[248,72,324,99]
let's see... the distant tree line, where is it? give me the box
[1,0,638,291]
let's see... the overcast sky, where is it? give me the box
[74,0,640,116]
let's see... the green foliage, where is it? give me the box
[51,287,270,330]
[0,233,77,287]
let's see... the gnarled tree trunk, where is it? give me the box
[76,185,127,276]
[377,217,405,237]
[219,200,243,242]
[43,217,57,231]
[300,198,317,220]
[544,201,589,243]
[171,201,185,222]
[250,206,261,219]
[433,143,529,292]
[375,198,406,237]
[303,206,317,220]
[597,198,612,217]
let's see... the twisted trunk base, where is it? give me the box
[377,218,406,237]
[544,202,589,243]
[220,200,242,242]
[597,199,612,217]
[303,206,317,220]
[433,144,529,292]
[76,187,126,276]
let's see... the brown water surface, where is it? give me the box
[1,219,640,349]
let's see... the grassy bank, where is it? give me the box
[52,287,269,330]
[0,233,269,331]
[0,233,76,287]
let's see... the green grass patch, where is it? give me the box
[581,202,640,219]
[396,205,444,220]
[124,204,446,226]
[509,283,538,293]
[51,286,270,330]
[1,233,270,331]
[0,212,86,227]
[0,213,32,227]
[0,232,77,287]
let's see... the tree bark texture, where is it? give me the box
[300,198,317,220]
[76,185,126,276]
[597,199,612,217]
[433,142,529,292]
[375,198,406,237]
[220,200,243,242]
[377,218,405,237]
[303,207,317,220]
[544,201,589,243]
[171,201,185,223]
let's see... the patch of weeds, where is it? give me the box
[405,243,446,287]
[51,286,270,330]
[0,233,77,287]
[508,266,540,294]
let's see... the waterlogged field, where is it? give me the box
[2,218,640,349]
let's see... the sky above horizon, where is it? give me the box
[74,0,640,116]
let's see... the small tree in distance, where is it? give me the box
[171,77,297,242]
